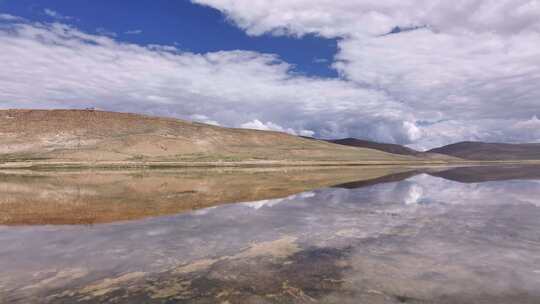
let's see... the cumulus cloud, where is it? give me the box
[192,0,540,37]
[2,1,540,149]
[240,119,314,137]
[511,116,540,142]
[0,19,415,142]
[95,27,117,37]
[189,114,220,126]
[0,14,22,21]
[192,0,540,148]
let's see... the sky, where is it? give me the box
[0,0,539,149]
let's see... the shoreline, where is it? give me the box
[1,159,539,170]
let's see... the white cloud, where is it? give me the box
[191,0,540,148]
[242,198,285,210]
[2,2,540,149]
[313,58,328,64]
[241,191,314,209]
[192,0,540,37]
[190,114,220,126]
[403,121,422,142]
[0,14,22,21]
[404,183,424,205]
[0,20,412,143]
[514,115,540,129]
[147,44,178,52]
[44,9,73,20]
[511,116,540,142]
[241,119,303,135]
[298,129,315,137]
[95,27,117,37]
[125,29,143,35]
[240,119,315,137]
[404,174,540,207]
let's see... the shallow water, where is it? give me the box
[1,165,540,303]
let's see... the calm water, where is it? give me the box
[1,165,540,303]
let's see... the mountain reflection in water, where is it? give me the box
[1,165,540,303]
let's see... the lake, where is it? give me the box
[1,165,540,303]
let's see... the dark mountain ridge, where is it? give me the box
[324,138,540,161]
[428,141,540,161]
[327,138,421,156]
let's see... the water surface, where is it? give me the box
[1,165,540,303]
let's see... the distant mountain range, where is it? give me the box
[428,165,540,183]
[327,138,540,161]
[427,141,540,161]
[327,138,421,156]
[323,138,451,160]
[332,165,540,190]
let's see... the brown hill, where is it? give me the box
[428,141,540,161]
[0,109,421,164]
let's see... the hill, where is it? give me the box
[0,109,423,165]
[325,138,455,160]
[327,138,421,156]
[428,141,540,161]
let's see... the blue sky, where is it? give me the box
[0,0,539,148]
[0,0,339,77]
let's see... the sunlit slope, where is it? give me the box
[0,109,420,163]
